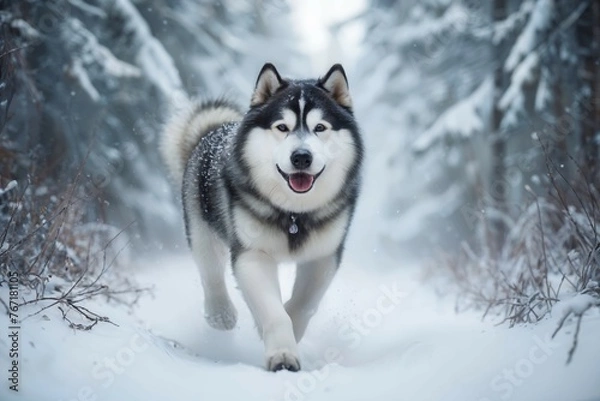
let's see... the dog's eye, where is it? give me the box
[276,124,289,132]
[314,123,326,133]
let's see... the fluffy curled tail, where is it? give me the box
[160,99,243,187]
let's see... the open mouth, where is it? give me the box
[276,165,325,193]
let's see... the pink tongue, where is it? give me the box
[289,173,314,192]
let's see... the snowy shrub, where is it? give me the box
[440,156,599,331]
[0,170,144,330]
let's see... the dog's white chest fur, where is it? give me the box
[233,207,349,263]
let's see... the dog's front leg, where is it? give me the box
[285,254,338,342]
[234,249,300,372]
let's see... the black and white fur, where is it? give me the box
[161,63,363,372]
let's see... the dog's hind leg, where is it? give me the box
[234,250,300,372]
[189,218,238,331]
[285,254,338,342]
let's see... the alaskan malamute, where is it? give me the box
[161,63,363,371]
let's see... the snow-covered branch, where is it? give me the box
[504,0,554,72]
[413,77,492,153]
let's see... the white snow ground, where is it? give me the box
[1,254,599,401]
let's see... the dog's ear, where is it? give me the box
[251,63,284,106]
[318,64,352,108]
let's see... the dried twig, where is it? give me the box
[566,313,583,364]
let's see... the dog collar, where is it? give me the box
[289,214,299,234]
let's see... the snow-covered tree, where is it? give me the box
[354,0,491,255]
[356,0,599,257]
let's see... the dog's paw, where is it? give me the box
[204,299,238,330]
[266,349,301,372]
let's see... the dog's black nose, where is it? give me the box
[290,149,313,170]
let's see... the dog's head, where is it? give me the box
[237,63,363,213]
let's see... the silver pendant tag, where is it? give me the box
[289,214,298,234]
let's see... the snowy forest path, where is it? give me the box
[1,255,598,401]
